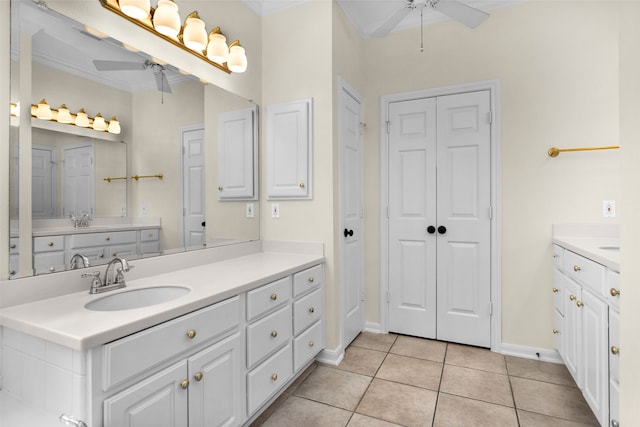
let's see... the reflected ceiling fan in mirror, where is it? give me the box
[93,59,173,94]
[370,0,489,38]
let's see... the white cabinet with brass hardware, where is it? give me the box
[33,235,65,274]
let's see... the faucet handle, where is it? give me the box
[82,271,103,292]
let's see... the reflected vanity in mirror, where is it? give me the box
[8,0,259,279]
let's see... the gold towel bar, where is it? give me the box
[131,174,164,181]
[103,176,127,183]
[548,145,620,157]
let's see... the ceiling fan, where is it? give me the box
[93,59,172,93]
[370,0,489,38]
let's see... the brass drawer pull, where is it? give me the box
[218,186,223,191]
[299,183,305,188]
[573,265,581,272]
[309,341,315,347]
[308,307,315,314]
[10,243,16,249]
[187,329,197,339]
[48,241,54,247]
[271,373,278,381]
[270,293,278,301]
[569,295,576,301]
[611,346,619,355]
[271,330,278,338]
[610,288,620,297]
[180,379,189,389]
[106,236,111,241]
[194,372,203,381]
[576,300,584,308]
[552,287,558,293]
[308,277,315,283]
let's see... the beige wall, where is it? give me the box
[361,1,621,349]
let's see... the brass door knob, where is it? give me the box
[270,293,278,300]
[271,330,278,338]
[552,287,559,293]
[106,237,111,241]
[187,329,197,339]
[194,372,203,381]
[308,277,315,283]
[180,379,189,389]
[271,373,278,381]
[573,265,581,272]
[611,346,619,355]
[576,300,584,308]
[308,307,315,314]
[569,295,576,301]
[552,328,559,334]
[610,288,621,297]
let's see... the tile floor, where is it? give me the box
[250,332,599,427]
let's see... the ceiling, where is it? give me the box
[243,0,524,38]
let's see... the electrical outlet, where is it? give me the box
[246,203,254,218]
[603,200,616,218]
[271,203,280,219]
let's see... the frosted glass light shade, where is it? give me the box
[56,104,72,123]
[75,109,90,127]
[10,103,19,117]
[228,45,247,73]
[107,117,121,134]
[207,33,228,64]
[183,17,207,52]
[92,113,107,131]
[153,0,181,38]
[36,99,52,120]
[119,0,150,20]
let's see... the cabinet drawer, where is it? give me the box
[563,250,606,297]
[247,344,292,415]
[293,288,323,335]
[609,309,620,384]
[246,305,292,368]
[102,296,241,391]
[247,277,291,321]
[109,243,138,258]
[70,230,137,248]
[552,244,563,270]
[9,238,19,254]
[141,228,159,242]
[607,270,620,312]
[552,269,564,315]
[33,235,64,252]
[293,265,322,297]
[141,242,161,255]
[33,252,65,273]
[293,320,323,372]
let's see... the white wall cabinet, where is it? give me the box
[552,244,618,426]
[265,98,313,200]
[217,108,258,200]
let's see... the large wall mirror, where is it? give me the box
[8,0,259,278]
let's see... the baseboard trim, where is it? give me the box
[501,343,563,364]
[364,322,382,333]
[316,345,344,366]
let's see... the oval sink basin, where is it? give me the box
[599,246,620,252]
[85,286,190,311]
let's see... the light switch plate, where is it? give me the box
[603,200,616,218]
[271,203,280,219]
[246,203,254,218]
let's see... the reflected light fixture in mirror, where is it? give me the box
[92,113,107,131]
[75,108,90,127]
[36,99,52,120]
[108,117,121,134]
[56,104,72,123]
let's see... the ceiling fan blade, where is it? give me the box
[370,4,412,38]
[431,0,489,28]
[93,59,146,71]
[154,71,172,94]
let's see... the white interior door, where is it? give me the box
[387,90,492,347]
[62,143,94,217]
[182,127,205,247]
[388,98,438,338]
[339,82,365,348]
[435,90,492,347]
[31,145,55,218]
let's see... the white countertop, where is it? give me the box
[0,251,324,351]
[553,223,620,272]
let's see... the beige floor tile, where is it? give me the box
[261,395,352,427]
[293,366,372,411]
[376,353,443,391]
[390,335,447,363]
[445,343,507,374]
[347,413,404,427]
[433,393,519,427]
[518,409,599,426]
[511,377,599,425]
[286,362,318,394]
[356,378,438,427]
[440,365,514,407]
[505,356,577,388]
[351,332,398,352]
[335,345,387,376]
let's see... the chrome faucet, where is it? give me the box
[69,253,89,270]
[82,257,131,294]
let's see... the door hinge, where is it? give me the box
[386,121,390,134]
[386,291,391,303]
[489,302,493,315]
[488,206,493,220]
[386,206,390,219]
[487,111,493,124]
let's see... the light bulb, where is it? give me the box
[107,117,121,134]
[207,32,229,64]
[183,14,207,53]
[92,113,107,131]
[56,104,72,124]
[228,45,247,73]
[119,0,150,20]
[75,108,90,127]
[36,99,52,120]
[153,0,181,38]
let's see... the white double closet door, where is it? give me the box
[388,90,492,347]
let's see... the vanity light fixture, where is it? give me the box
[75,108,90,127]
[92,113,107,131]
[100,0,247,74]
[36,99,53,120]
[10,102,122,134]
[56,104,72,123]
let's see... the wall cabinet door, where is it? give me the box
[188,332,243,427]
[104,361,188,427]
[217,108,257,200]
[562,275,582,388]
[265,98,312,199]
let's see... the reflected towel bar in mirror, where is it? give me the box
[103,176,127,183]
[548,145,620,157]
[131,173,164,181]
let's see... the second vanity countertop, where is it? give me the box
[0,250,324,351]
[553,223,620,272]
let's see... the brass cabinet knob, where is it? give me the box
[148,233,153,238]
[299,183,305,188]
[309,341,315,347]
[194,372,203,381]
[106,236,111,241]
[271,373,278,381]
[308,277,315,283]
[48,241,54,247]
[576,300,584,308]
[10,243,16,249]
[180,379,189,389]
[569,294,576,301]
[271,330,278,338]
[308,307,315,314]
[552,287,559,294]
[49,267,56,272]
[187,329,197,339]
[611,346,619,355]
[270,293,278,301]
[610,288,621,297]
[573,265,581,272]
[552,328,559,334]
[218,186,223,191]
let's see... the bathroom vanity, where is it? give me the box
[0,241,325,427]
[552,224,620,427]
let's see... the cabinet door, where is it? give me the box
[580,289,609,426]
[103,361,188,427]
[188,332,243,427]
[562,275,582,388]
[217,108,257,200]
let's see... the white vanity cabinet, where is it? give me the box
[68,230,138,262]
[33,235,66,274]
[552,244,616,426]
